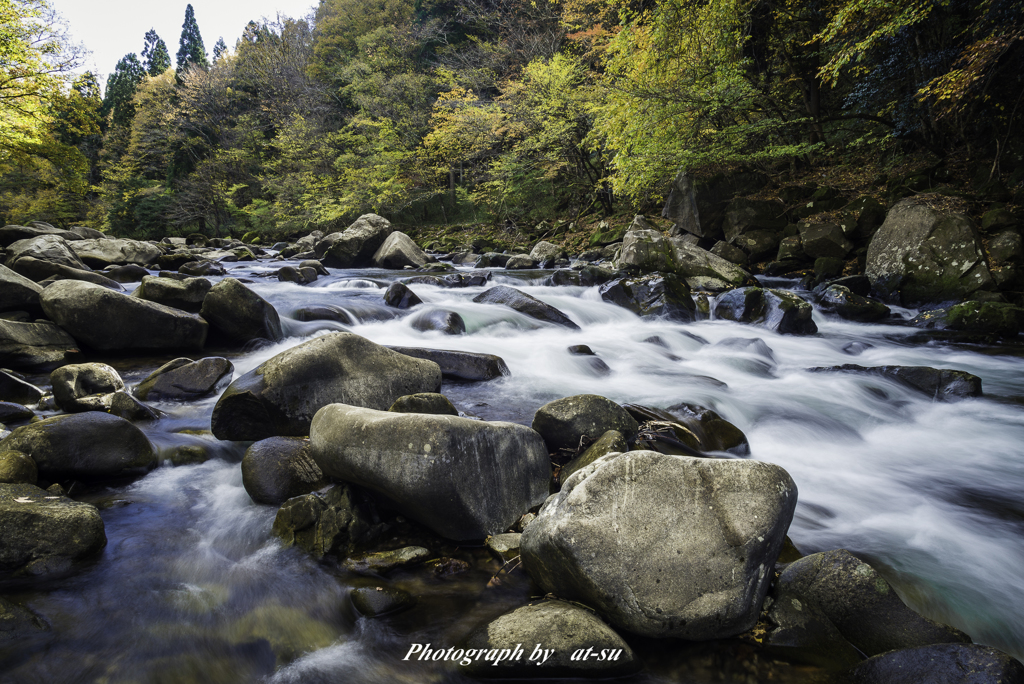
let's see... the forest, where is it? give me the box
[1,0,1022,240]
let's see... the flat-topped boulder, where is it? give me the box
[310,404,550,540]
[388,346,510,381]
[134,357,233,401]
[0,319,82,371]
[134,275,212,313]
[4,235,87,270]
[40,280,207,351]
[68,238,162,268]
[211,332,441,441]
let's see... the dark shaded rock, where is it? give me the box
[0,402,33,426]
[777,235,805,261]
[733,229,781,262]
[663,170,704,238]
[388,393,459,416]
[0,370,44,405]
[568,345,595,355]
[578,265,617,286]
[49,362,125,413]
[460,600,639,678]
[851,643,1024,683]
[134,357,233,401]
[0,412,156,480]
[809,364,982,401]
[799,222,853,259]
[0,450,37,484]
[665,402,750,454]
[598,273,696,321]
[211,332,441,441]
[819,285,890,322]
[0,224,79,246]
[277,266,312,284]
[310,404,550,540]
[291,304,354,325]
[866,200,993,304]
[710,241,748,265]
[777,550,971,657]
[388,346,509,382]
[409,309,465,335]
[103,264,149,283]
[0,595,49,639]
[722,198,787,242]
[762,581,864,669]
[350,586,415,617]
[241,436,328,506]
[11,256,122,290]
[714,287,817,334]
[0,264,42,313]
[559,429,627,485]
[382,282,422,309]
[473,285,580,329]
[522,451,797,639]
[40,280,207,351]
[0,319,82,371]
[271,483,370,559]
[945,301,1024,337]
[532,394,638,452]
[0,482,106,577]
[200,278,283,345]
[179,260,227,277]
[343,546,432,575]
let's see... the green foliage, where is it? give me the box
[176,3,208,76]
[102,53,145,127]
[212,36,227,61]
[142,28,171,76]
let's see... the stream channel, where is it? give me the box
[4,255,1024,683]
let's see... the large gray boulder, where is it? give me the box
[0,224,80,246]
[68,238,162,268]
[4,235,87,270]
[211,332,442,441]
[241,436,328,505]
[669,238,753,286]
[777,550,970,657]
[0,412,156,480]
[851,644,1024,684]
[199,278,283,344]
[318,214,394,268]
[40,280,207,351]
[521,450,797,639]
[532,394,639,452]
[460,600,639,678]
[310,404,550,540]
[134,357,233,401]
[616,226,678,273]
[372,231,429,269]
[529,240,568,265]
[0,483,106,577]
[866,200,994,304]
[133,275,211,313]
[473,285,580,329]
[0,264,43,312]
[663,170,704,238]
[8,256,123,290]
[49,362,125,413]
[0,319,82,371]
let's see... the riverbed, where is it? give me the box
[4,256,1024,682]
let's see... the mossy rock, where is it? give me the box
[946,301,1024,337]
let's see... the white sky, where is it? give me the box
[49,0,318,84]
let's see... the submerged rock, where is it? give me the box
[242,437,329,506]
[310,404,550,540]
[851,643,1024,683]
[211,333,441,441]
[809,364,982,401]
[0,595,49,639]
[0,482,106,577]
[460,600,639,678]
[134,357,233,401]
[350,586,415,617]
[714,287,818,335]
[532,394,638,452]
[598,273,696,321]
[271,483,370,559]
[382,282,422,309]
[343,546,432,575]
[409,308,466,335]
[40,280,207,351]
[0,412,156,480]
[388,346,509,382]
[521,450,797,639]
[473,285,580,329]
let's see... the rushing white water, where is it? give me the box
[5,258,1024,682]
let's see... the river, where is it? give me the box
[4,256,1023,682]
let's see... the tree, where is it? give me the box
[212,36,227,61]
[1,0,83,150]
[141,28,171,76]
[102,53,145,128]
[176,3,208,77]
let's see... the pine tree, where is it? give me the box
[176,4,208,76]
[102,53,146,127]
[212,37,227,61]
[142,29,171,76]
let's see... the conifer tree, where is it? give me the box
[212,37,227,61]
[176,4,208,76]
[142,29,171,76]
[102,53,146,127]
